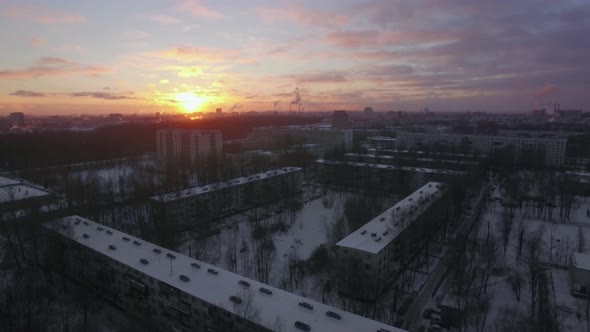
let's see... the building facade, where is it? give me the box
[251,126,353,154]
[335,183,450,288]
[150,167,303,226]
[156,129,223,164]
[43,216,403,332]
[396,132,566,167]
[569,252,590,297]
[316,159,465,194]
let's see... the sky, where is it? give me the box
[0,0,589,115]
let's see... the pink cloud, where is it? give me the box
[147,14,181,25]
[257,5,349,29]
[176,0,223,20]
[3,5,86,24]
[157,46,239,63]
[0,57,110,80]
[31,37,47,48]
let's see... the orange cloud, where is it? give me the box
[3,5,87,24]
[159,46,239,63]
[0,57,110,79]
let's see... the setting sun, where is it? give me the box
[176,92,206,112]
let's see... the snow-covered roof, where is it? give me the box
[151,167,302,203]
[0,176,53,203]
[345,153,479,166]
[44,216,403,332]
[316,159,466,176]
[336,182,447,255]
[0,176,21,187]
[572,252,590,271]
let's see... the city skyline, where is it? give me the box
[1,0,589,115]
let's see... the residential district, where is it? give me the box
[1,108,590,332]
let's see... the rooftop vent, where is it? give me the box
[371,233,377,237]
[409,198,413,201]
[239,280,251,288]
[106,230,113,235]
[326,311,342,320]
[122,237,130,242]
[361,230,367,235]
[294,321,311,331]
[299,302,313,310]
[74,221,80,225]
[396,207,401,211]
[375,237,382,242]
[207,268,218,275]
[383,231,389,236]
[179,275,190,282]
[133,240,142,246]
[83,221,89,225]
[230,296,242,304]
[259,287,272,295]
[191,262,201,269]
[83,234,89,239]
[153,248,161,254]
[166,253,176,259]
[108,245,116,250]
[97,227,103,231]
[140,258,149,265]
[380,217,385,222]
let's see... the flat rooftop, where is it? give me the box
[45,216,403,332]
[336,182,447,254]
[316,159,467,176]
[0,176,53,203]
[151,167,302,203]
[572,252,590,271]
[345,153,480,166]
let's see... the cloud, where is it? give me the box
[159,79,170,84]
[31,37,47,48]
[147,14,181,25]
[0,57,110,79]
[125,30,151,39]
[9,90,47,97]
[176,0,223,20]
[7,90,137,100]
[288,71,348,84]
[157,45,239,63]
[534,83,559,106]
[66,91,137,100]
[182,24,200,32]
[257,5,349,29]
[2,5,86,24]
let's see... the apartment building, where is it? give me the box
[396,132,566,167]
[316,159,465,194]
[251,126,353,154]
[150,167,303,226]
[336,183,449,286]
[156,129,223,164]
[43,216,403,332]
[0,175,55,212]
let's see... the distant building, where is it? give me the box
[336,182,450,292]
[150,167,303,226]
[332,110,351,129]
[531,109,547,117]
[43,216,403,332]
[396,132,566,167]
[9,112,25,127]
[569,252,590,296]
[156,129,222,165]
[316,159,465,194]
[252,126,353,154]
[109,113,123,120]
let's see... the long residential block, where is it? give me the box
[43,216,404,332]
[150,167,303,225]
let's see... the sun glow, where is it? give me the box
[175,92,206,112]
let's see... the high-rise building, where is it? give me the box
[156,129,222,164]
[9,112,25,127]
[332,110,351,129]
